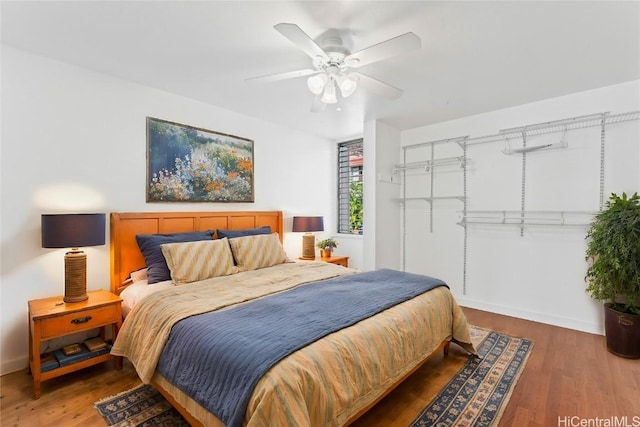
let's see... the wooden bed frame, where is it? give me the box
[109,210,449,426]
[110,210,283,295]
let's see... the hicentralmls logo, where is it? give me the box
[557,416,640,427]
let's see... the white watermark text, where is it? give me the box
[558,416,640,427]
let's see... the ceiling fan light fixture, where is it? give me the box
[337,74,357,98]
[307,74,327,95]
[252,23,422,111]
[321,80,338,104]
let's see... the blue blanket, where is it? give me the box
[156,268,446,426]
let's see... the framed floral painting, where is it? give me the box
[146,117,254,202]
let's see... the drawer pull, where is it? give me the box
[71,316,92,324]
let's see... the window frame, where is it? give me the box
[337,138,363,235]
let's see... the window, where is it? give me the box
[338,139,363,234]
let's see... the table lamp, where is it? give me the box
[41,213,106,302]
[292,216,324,260]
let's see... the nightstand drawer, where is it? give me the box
[40,305,119,339]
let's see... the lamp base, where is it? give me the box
[64,250,88,303]
[301,233,316,260]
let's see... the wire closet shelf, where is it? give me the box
[466,110,640,146]
[398,109,640,292]
[401,111,639,150]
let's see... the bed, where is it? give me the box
[109,211,476,427]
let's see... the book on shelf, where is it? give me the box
[54,343,111,367]
[40,352,59,372]
[84,337,107,352]
[62,343,82,356]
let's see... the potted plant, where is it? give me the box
[585,192,640,358]
[316,238,338,258]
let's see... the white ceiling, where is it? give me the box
[2,1,639,141]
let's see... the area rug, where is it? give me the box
[94,383,189,426]
[94,326,532,427]
[410,325,533,427]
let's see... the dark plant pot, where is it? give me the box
[604,302,640,359]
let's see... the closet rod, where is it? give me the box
[457,220,593,228]
[458,210,597,226]
[402,136,470,150]
[394,156,466,172]
[398,196,465,203]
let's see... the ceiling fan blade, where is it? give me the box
[246,68,318,84]
[345,32,421,68]
[310,94,327,113]
[274,23,329,61]
[351,72,403,100]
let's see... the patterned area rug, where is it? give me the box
[94,383,189,427]
[94,326,532,427]
[410,325,533,426]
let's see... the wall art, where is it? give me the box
[147,117,254,202]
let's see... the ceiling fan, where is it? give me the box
[246,23,421,112]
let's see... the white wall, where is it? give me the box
[362,120,401,272]
[0,46,338,374]
[400,80,640,334]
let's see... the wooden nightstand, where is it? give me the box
[320,255,349,267]
[28,289,122,399]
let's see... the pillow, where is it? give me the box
[129,268,148,283]
[228,233,290,271]
[160,238,238,284]
[217,226,271,239]
[136,230,214,284]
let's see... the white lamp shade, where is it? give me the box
[321,80,338,104]
[338,74,358,98]
[307,74,327,95]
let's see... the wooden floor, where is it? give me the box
[2,307,639,426]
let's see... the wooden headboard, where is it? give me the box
[110,211,284,295]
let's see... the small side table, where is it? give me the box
[28,289,122,399]
[320,255,349,267]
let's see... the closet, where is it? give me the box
[397,110,640,295]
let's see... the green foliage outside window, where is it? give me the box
[350,180,363,233]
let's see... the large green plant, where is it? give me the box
[585,192,640,315]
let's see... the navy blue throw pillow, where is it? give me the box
[136,230,214,284]
[216,226,271,239]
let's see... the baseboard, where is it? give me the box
[457,297,604,336]
[1,355,29,376]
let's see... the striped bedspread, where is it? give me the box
[113,262,476,426]
[156,269,447,426]
[112,262,355,383]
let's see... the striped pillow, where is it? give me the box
[160,238,238,284]
[228,233,290,271]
